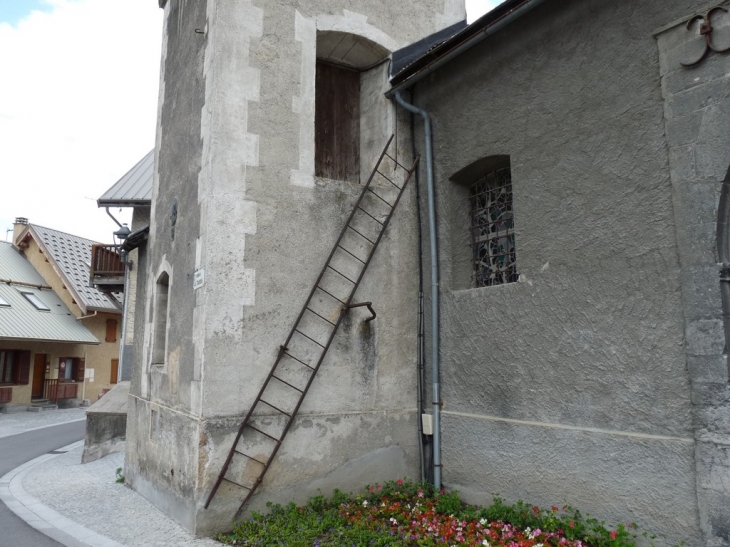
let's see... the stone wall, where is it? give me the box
[656,5,730,544]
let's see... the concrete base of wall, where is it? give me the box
[82,382,130,464]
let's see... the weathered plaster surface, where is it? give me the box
[127,0,464,536]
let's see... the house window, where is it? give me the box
[152,272,170,366]
[0,295,10,307]
[315,61,360,183]
[0,351,15,384]
[470,167,518,287]
[0,350,31,385]
[22,292,50,311]
[59,357,84,381]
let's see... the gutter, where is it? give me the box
[386,0,548,98]
[388,0,547,490]
[394,90,442,491]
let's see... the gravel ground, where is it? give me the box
[0,408,87,439]
[22,446,222,547]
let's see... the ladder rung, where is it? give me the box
[271,374,304,393]
[259,399,292,417]
[283,351,315,370]
[356,207,384,225]
[234,450,268,466]
[305,307,336,326]
[375,170,401,190]
[347,225,375,244]
[222,477,252,490]
[327,265,357,284]
[247,425,282,443]
[367,189,393,207]
[315,285,346,304]
[337,245,366,264]
[295,329,326,348]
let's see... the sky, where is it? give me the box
[0,0,497,244]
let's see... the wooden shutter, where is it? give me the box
[314,62,360,183]
[110,359,119,384]
[106,319,118,342]
[74,358,85,382]
[15,351,31,385]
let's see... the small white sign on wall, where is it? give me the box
[85,368,95,382]
[194,269,205,290]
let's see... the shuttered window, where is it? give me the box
[315,62,360,183]
[106,319,118,342]
[0,350,31,385]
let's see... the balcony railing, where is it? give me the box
[90,244,125,289]
[43,379,78,402]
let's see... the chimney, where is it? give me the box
[12,217,29,245]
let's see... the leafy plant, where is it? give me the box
[115,467,125,484]
[215,479,652,547]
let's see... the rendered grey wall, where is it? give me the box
[409,0,713,545]
[124,0,207,530]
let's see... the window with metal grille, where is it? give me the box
[470,167,518,287]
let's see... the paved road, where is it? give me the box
[0,420,86,547]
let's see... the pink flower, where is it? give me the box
[610,531,617,540]
[397,479,404,485]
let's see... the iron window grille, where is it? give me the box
[470,167,518,287]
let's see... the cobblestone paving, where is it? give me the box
[23,447,222,547]
[0,408,87,439]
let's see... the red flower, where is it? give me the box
[532,506,540,516]
[610,531,617,540]
[568,521,576,528]
[397,479,404,485]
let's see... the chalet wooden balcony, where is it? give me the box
[90,244,125,291]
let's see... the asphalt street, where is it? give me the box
[0,420,86,547]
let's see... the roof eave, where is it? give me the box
[388,0,550,94]
[0,336,100,345]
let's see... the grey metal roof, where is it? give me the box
[0,243,98,344]
[28,225,121,314]
[0,241,47,286]
[97,150,154,207]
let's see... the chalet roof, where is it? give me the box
[97,150,154,207]
[18,225,121,315]
[0,242,98,344]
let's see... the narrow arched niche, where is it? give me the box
[151,271,170,367]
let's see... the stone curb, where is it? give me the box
[0,440,123,547]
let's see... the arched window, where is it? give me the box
[151,272,170,366]
[450,155,518,289]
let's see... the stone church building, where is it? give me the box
[123,0,730,545]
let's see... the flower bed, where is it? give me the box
[217,479,643,547]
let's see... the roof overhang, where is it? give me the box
[387,0,550,96]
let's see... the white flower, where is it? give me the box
[362,500,368,507]
[480,518,488,525]
[482,541,490,546]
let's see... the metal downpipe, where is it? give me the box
[395,90,441,490]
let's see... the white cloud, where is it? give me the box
[0,0,162,243]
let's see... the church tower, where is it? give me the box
[125,0,465,534]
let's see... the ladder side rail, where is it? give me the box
[232,155,420,515]
[343,157,420,310]
[276,134,396,354]
[205,135,395,510]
